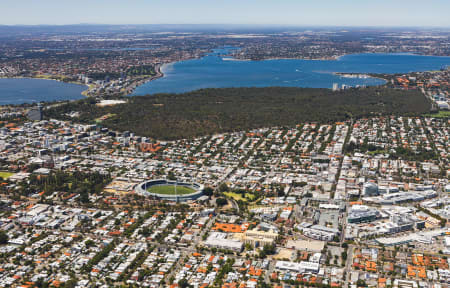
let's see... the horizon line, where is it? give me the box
[1,23,450,29]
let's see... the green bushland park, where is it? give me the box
[45,86,431,140]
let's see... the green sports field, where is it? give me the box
[147,185,196,195]
[0,171,15,179]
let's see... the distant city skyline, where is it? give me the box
[1,0,450,27]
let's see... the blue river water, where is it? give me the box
[132,49,450,95]
[0,78,86,105]
[1,50,450,105]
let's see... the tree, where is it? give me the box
[0,230,8,244]
[219,183,229,193]
[140,226,151,237]
[168,171,177,181]
[356,279,366,287]
[216,198,227,206]
[202,187,214,197]
[62,278,77,288]
[263,244,276,254]
[35,279,49,288]
[178,279,192,288]
[259,244,276,258]
[85,239,95,248]
[295,181,308,187]
[79,190,89,203]
[341,251,348,261]
[277,187,285,197]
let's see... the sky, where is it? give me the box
[1,0,449,27]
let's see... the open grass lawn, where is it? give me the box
[0,171,15,179]
[147,185,195,195]
[425,111,450,118]
[224,192,256,202]
[95,113,116,123]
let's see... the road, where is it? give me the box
[164,214,216,286]
[343,244,354,288]
[229,198,240,213]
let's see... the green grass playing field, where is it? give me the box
[147,185,196,195]
[0,171,15,179]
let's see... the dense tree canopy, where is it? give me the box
[45,87,431,140]
[0,230,8,244]
[18,171,111,203]
[216,198,227,206]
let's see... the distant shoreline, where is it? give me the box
[125,64,165,96]
[332,72,388,85]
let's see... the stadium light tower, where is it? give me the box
[175,178,179,203]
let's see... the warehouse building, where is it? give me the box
[204,232,243,252]
[275,261,320,274]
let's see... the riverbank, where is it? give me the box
[333,72,388,85]
[123,64,165,96]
